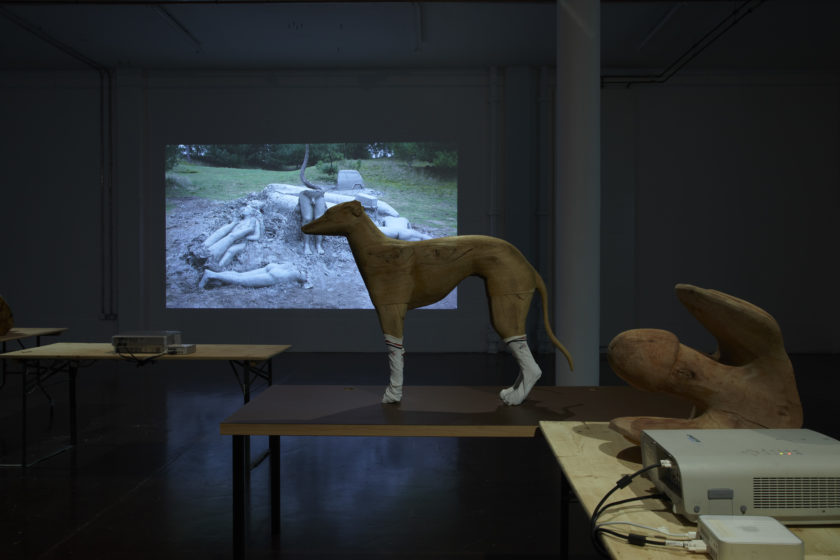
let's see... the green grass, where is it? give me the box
[356,159,457,232]
[166,159,457,232]
[166,163,293,201]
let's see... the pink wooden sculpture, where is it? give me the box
[608,284,803,443]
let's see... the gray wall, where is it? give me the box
[2,69,839,354]
[2,67,556,352]
[601,75,840,354]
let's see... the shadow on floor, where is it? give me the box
[0,352,835,559]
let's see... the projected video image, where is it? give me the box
[165,142,458,309]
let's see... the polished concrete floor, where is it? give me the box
[1,351,837,560]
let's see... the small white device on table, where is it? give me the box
[699,514,803,560]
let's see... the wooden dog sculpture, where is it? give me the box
[301,200,574,405]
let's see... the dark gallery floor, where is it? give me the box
[1,350,837,560]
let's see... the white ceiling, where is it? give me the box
[1,1,838,76]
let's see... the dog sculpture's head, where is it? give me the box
[301,200,365,236]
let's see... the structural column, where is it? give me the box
[555,0,600,385]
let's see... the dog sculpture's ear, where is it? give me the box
[349,200,363,217]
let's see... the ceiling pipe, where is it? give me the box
[412,2,425,53]
[153,4,203,54]
[0,5,118,321]
[602,0,766,88]
[636,1,684,51]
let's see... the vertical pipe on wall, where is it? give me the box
[503,67,542,344]
[487,66,503,237]
[537,66,555,353]
[555,0,600,385]
[102,70,118,321]
[486,66,504,352]
[0,6,117,322]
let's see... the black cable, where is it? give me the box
[592,493,670,553]
[591,493,668,556]
[588,464,665,557]
[597,527,667,547]
[597,492,669,516]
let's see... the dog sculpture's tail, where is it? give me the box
[535,273,575,371]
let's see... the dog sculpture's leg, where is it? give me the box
[500,335,542,405]
[376,303,407,404]
[382,334,405,404]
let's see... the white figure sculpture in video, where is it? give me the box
[378,216,432,241]
[203,204,263,267]
[298,144,333,255]
[299,190,327,254]
[198,262,310,290]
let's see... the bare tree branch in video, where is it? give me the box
[608,283,803,443]
[301,200,575,406]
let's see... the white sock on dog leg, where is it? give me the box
[382,334,405,404]
[500,335,542,406]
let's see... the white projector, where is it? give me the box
[640,428,840,524]
[112,330,182,354]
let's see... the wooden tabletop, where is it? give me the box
[540,421,840,559]
[220,385,694,438]
[0,342,290,362]
[0,327,68,343]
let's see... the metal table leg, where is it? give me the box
[560,468,570,560]
[13,359,78,468]
[20,361,28,467]
[233,434,249,560]
[270,435,280,536]
[229,358,274,470]
[230,358,273,404]
[69,363,77,445]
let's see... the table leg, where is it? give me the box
[1,341,6,389]
[560,469,570,560]
[20,362,28,468]
[233,435,249,560]
[229,359,273,404]
[69,363,78,446]
[270,435,280,535]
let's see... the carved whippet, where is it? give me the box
[302,200,574,405]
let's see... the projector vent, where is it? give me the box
[753,477,840,509]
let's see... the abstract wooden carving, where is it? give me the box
[0,294,13,336]
[608,283,803,443]
[301,200,574,405]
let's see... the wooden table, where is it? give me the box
[220,384,693,559]
[0,342,290,467]
[0,327,68,348]
[540,421,840,559]
[1,327,67,385]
